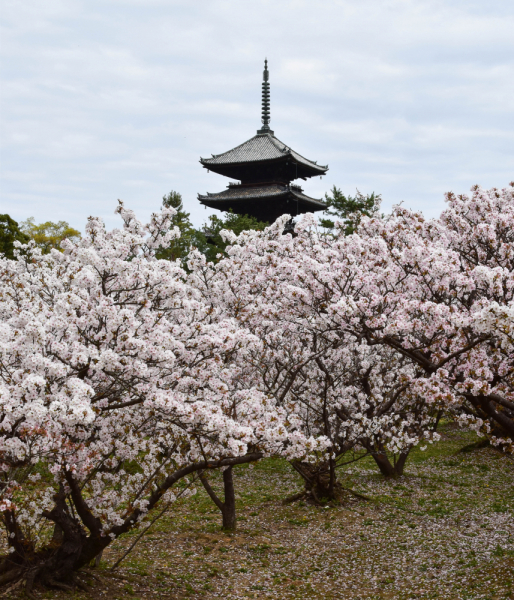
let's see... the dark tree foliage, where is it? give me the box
[196,211,269,263]
[155,192,267,265]
[156,191,196,263]
[320,186,381,235]
[0,215,30,259]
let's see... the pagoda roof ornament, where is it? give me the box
[257,59,273,135]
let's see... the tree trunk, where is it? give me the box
[221,467,236,531]
[393,452,409,476]
[199,466,237,531]
[432,409,443,432]
[371,450,410,477]
[291,460,340,503]
[370,452,396,477]
[0,454,263,591]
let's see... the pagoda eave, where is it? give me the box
[198,184,326,223]
[200,156,326,183]
[199,132,328,183]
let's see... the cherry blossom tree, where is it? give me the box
[191,182,513,503]
[0,205,323,594]
[345,183,514,453]
[1,182,511,594]
[438,184,514,449]
[188,217,440,502]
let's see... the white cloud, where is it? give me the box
[1,0,513,230]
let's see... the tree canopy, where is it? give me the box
[0,214,30,259]
[156,190,196,262]
[156,185,381,264]
[197,211,269,263]
[20,217,81,253]
[154,192,267,264]
[320,186,381,234]
[0,184,513,592]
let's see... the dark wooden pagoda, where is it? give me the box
[198,60,328,223]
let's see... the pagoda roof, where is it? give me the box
[198,183,327,223]
[200,133,328,178]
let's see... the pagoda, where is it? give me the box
[198,60,328,223]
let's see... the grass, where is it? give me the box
[3,424,513,599]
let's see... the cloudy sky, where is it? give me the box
[1,0,513,232]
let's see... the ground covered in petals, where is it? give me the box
[3,425,513,600]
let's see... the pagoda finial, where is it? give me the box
[257,58,273,135]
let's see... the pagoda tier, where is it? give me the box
[200,132,328,183]
[198,59,328,223]
[198,183,326,223]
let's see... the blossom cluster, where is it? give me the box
[0,183,512,564]
[190,183,514,466]
[0,204,323,555]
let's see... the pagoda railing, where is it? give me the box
[227,181,304,192]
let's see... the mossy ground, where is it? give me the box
[3,424,513,599]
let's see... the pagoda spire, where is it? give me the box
[257,59,274,135]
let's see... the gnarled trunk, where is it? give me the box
[0,487,108,597]
[0,453,264,595]
[370,449,409,478]
[290,459,340,504]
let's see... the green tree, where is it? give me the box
[20,218,81,253]
[197,211,269,263]
[320,186,381,235]
[156,191,197,263]
[0,214,30,259]
[155,191,268,264]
